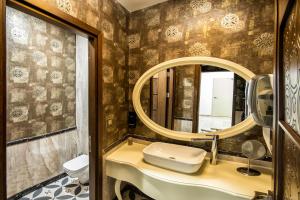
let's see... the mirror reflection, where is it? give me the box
[142,65,248,133]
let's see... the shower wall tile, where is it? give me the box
[6,130,79,197]
[76,35,89,155]
[6,7,76,141]
[7,1,130,197]
[37,0,130,149]
[128,0,275,155]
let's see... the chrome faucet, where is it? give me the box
[191,134,219,165]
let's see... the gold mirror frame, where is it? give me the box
[132,57,256,141]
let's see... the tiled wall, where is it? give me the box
[173,66,195,120]
[38,0,275,156]
[40,0,130,149]
[282,0,300,199]
[6,0,279,197]
[7,0,129,196]
[7,130,79,197]
[7,0,276,165]
[127,0,275,155]
[6,7,76,141]
[6,7,83,197]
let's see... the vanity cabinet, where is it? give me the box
[105,141,271,200]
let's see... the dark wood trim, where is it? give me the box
[0,0,7,198]
[166,69,174,129]
[97,33,103,200]
[173,117,193,121]
[279,121,300,148]
[1,1,103,200]
[192,65,201,133]
[231,74,237,126]
[149,77,154,119]
[171,68,177,130]
[7,0,100,37]
[88,34,103,200]
[6,127,77,146]
[272,0,280,197]
[157,71,167,127]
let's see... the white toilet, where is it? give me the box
[63,154,89,183]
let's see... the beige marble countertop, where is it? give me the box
[106,141,272,199]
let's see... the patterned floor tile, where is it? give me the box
[19,176,89,200]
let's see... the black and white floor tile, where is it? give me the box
[19,176,89,200]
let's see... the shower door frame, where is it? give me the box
[0,1,104,200]
[274,0,300,199]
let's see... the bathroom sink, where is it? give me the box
[143,142,207,173]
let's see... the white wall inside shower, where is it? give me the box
[76,35,89,155]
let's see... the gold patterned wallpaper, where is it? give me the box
[127,0,275,155]
[6,7,76,141]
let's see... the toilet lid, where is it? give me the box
[63,154,89,172]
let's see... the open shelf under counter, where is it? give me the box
[104,139,272,200]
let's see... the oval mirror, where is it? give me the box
[133,57,256,141]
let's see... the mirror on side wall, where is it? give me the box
[142,65,248,133]
[132,57,257,141]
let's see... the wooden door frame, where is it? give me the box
[0,1,103,200]
[273,0,300,199]
[192,65,201,133]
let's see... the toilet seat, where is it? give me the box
[63,154,89,173]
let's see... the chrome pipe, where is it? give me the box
[191,135,219,165]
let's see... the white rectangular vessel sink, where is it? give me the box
[143,142,207,173]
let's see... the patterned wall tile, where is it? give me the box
[190,0,212,14]
[145,8,160,27]
[128,0,275,155]
[9,106,29,123]
[128,34,141,49]
[220,13,245,32]
[7,0,130,197]
[6,7,76,141]
[164,25,183,43]
[103,65,114,83]
[254,32,274,56]
[102,19,114,40]
[56,0,72,14]
[188,42,211,56]
[10,67,29,83]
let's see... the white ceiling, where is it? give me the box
[117,0,168,12]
